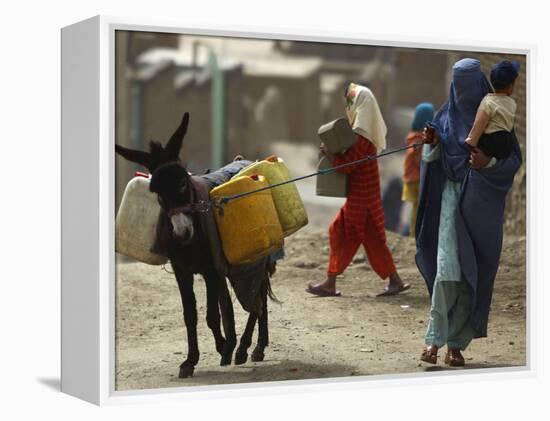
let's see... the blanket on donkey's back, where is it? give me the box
[152,159,276,313]
[200,159,253,189]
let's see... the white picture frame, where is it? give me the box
[61,15,533,405]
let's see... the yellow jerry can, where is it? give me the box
[116,174,168,265]
[238,156,308,237]
[209,174,284,265]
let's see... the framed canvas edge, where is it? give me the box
[86,14,535,405]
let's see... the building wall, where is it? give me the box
[141,67,211,174]
[138,66,247,175]
[115,62,248,211]
[392,49,449,110]
[243,71,323,147]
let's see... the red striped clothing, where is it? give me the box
[327,135,396,278]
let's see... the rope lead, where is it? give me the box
[212,142,424,214]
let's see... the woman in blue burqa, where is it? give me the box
[417,58,522,366]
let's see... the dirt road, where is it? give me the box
[115,225,526,391]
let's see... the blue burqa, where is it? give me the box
[415,58,522,337]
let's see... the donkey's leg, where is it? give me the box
[252,282,269,362]
[203,273,226,360]
[174,270,199,378]
[235,312,258,365]
[217,278,237,365]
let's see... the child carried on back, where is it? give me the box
[465,60,520,159]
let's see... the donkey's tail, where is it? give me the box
[265,260,281,304]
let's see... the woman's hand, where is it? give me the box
[469,147,491,169]
[422,126,439,145]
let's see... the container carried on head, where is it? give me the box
[209,174,284,266]
[115,173,168,265]
[237,156,308,237]
[316,117,357,198]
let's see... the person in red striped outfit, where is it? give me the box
[306,83,410,297]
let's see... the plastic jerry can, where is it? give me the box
[115,174,168,265]
[317,117,357,154]
[316,156,348,197]
[237,156,308,237]
[209,174,284,265]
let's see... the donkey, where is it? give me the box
[116,112,276,379]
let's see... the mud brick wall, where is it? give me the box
[392,49,449,110]
[243,71,323,146]
[138,65,247,175]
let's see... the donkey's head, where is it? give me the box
[115,112,197,245]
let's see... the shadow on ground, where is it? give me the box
[423,363,523,372]
[37,377,60,392]
[122,359,358,391]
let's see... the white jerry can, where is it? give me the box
[115,173,168,265]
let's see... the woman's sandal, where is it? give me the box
[420,345,439,364]
[444,349,465,367]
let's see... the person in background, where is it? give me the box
[306,83,410,297]
[401,103,434,237]
[417,58,522,366]
[382,176,404,233]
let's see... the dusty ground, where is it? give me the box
[115,218,526,391]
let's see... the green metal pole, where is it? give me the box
[208,51,225,168]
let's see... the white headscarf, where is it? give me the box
[345,83,387,151]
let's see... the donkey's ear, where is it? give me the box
[115,144,152,170]
[163,112,189,161]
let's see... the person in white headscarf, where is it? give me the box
[307,83,409,297]
[345,83,388,151]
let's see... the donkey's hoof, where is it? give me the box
[178,362,195,378]
[220,340,236,366]
[234,352,248,365]
[251,350,265,362]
